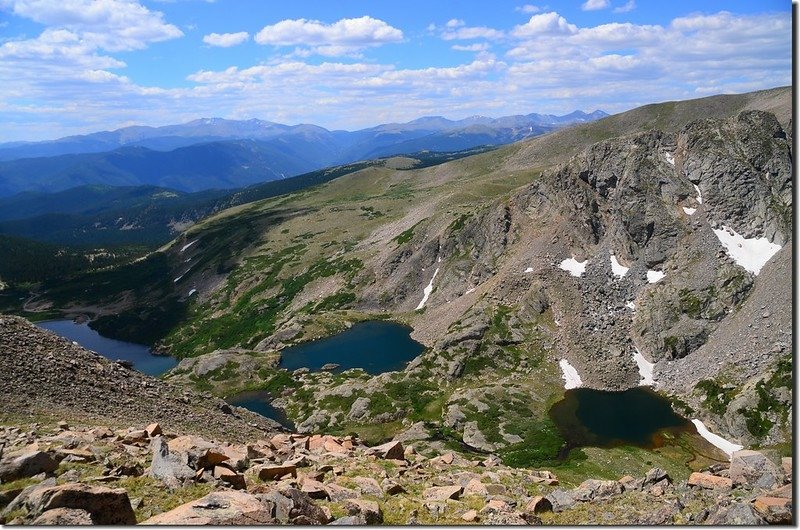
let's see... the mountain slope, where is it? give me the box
[17,86,792,454]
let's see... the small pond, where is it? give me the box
[226,390,295,430]
[36,319,177,377]
[549,387,693,451]
[279,320,425,375]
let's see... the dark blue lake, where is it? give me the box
[227,390,295,430]
[549,387,693,450]
[36,319,178,377]
[279,320,425,375]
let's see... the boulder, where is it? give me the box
[463,479,489,497]
[348,397,371,421]
[422,485,462,501]
[323,438,347,454]
[575,479,623,500]
[0,450,58,481]
[330,514,367,525]
[168,435,229,470]
[346,499,383,525]
[688,472,733,490]
[280,487,330,524]
[145,423,162,438]
[141,490,274,525]
[643,467,671,486]
[256,464,297,481]
[461,509,479,522]
[366,440,404,460]
[753,496,792,524]
[381,479,406,496]
[213,466,246,490]
[300,479,329,500]
[730,450,783,490]
[546,489,576,512]
[618,475,643,491]
[25,483,136,525]
[524,496,553,514]
[481,498,512,514]
[149,437,194,485]
[781,457,792,479]
[462,421,496,452]
[122,430,149,444]
[325,483,359,502]
[352,476,382,497]
[706,501,763,525]
[1,478,57,516]
[31,507,94,525]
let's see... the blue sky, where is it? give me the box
[0,0,791,141]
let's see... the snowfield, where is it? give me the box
[691,419,743,458]
[559,257,587,277]
[609,255,629,277]
[180,240,198,253]
[416,267,440,310]
[712,225,781,275]
[559,359,583,389]
[646,270,665,283]
[633,349,655,386]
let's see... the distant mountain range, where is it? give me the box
[0,110,607,198]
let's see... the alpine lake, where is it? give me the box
[39,319,702,457]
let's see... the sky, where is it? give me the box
[0,0,791,142]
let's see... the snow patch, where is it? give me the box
[559,359,583,389]
[693,184,703,204]
[609,255,629,277]
[465,288,475,295]
[626,301,636,310]
[188,289,197,296]
[524,267,534,273]
[180,240,198,253]
[558,257,587,277]
[664,152,675,165]
[173,274,184,283]
[682,206,696,215]
[415,267,440,310]
[646,270,665,283]
[691,419,743,458]
[712,225,781,275]
[633,349,655,386]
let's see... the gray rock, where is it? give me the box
[546,489,576,512]
[25,483,137,525]
[462,421,496,452]
[141,490,275,525]
[31,507,94,525]
[347,397,371,421]
[706,501,765,525]
[730,450,783,490]
[148,436,194,485]
[0,450,58,481]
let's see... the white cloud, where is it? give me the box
[512,12,577,37]
[452,43,490,52]
[203,31,248,47]
[0,6,790,142]
[254,16,402,56]
[613,0,636,13]
[0,0,183,51]
[441,25,504,41]
[582,0,610,10]
[445,18,464,28]
[515,4,541,14]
